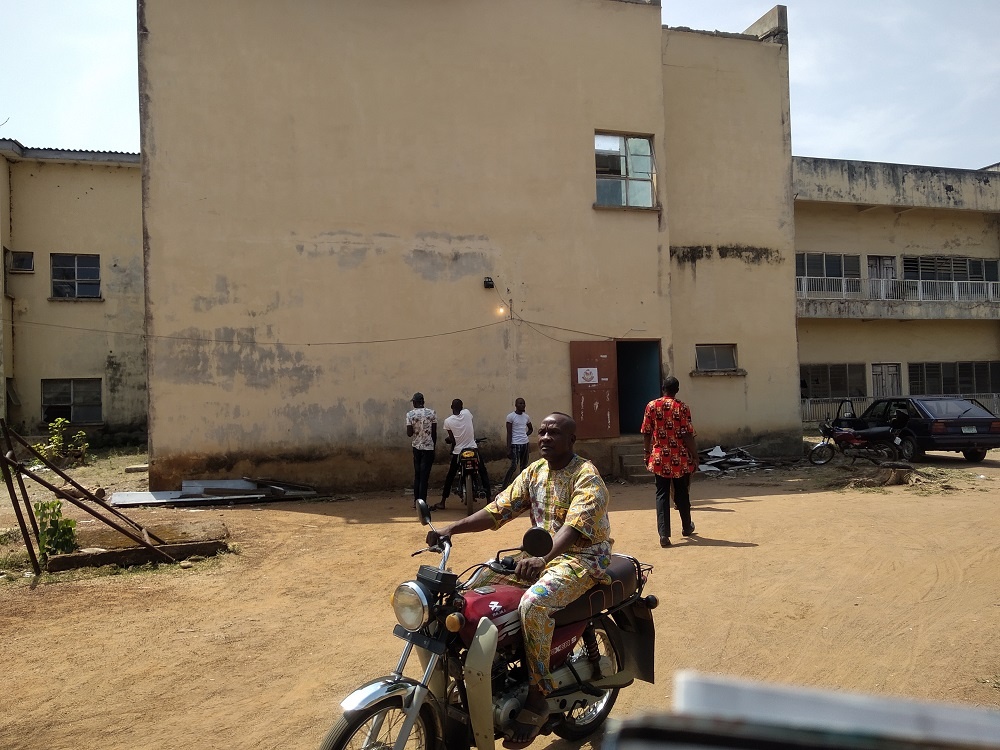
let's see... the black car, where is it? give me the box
[834,396,1000,463]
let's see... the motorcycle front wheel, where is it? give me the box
[553,623,620,740]
[872,442,899,462]
[319,697,434,750]
[809,443,835,465]
[464,471,475,516]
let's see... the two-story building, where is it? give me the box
[137,0,806,491]
[794,157,1000,421]
[0,140,146,441]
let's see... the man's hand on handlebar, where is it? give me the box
[515,555,546,582]
[426,528,450,547]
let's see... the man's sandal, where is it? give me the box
[502,708,548,750]
[429,501,446,511]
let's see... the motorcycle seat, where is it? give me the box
[554,554,639,626]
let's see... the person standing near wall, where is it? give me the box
[405,392,437,508]
[435,398,490,510]
[641,376,699,547]
[500,397,533,490]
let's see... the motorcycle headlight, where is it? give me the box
[391,581,431,632]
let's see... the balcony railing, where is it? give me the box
[796,277,1000,303]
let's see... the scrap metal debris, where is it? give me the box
[698,445,767,474]
[110,478,318,508]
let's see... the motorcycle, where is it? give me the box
[809,400,909,465]
[454,437,489,516]
[319,499,658,750]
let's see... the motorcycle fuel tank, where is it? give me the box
[460,585,526,647]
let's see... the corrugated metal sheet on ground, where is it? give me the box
[110,478,318,508]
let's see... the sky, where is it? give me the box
[0,0,997,170]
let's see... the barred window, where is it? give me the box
[902,256,999,282]
[800,363,867,399]
[908,361,1000,395]
[795,253,861,279]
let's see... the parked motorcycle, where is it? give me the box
[454,437,489,516]
[318,499,658,750]
[809,401,909,465]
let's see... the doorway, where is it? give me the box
[616,341,661,433]
[569,340,661,438]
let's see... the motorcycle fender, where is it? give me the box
[340,675,422,715]
[609,599,656,684]
[465,616,499,750]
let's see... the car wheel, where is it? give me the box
[899,436,922,463]
[962,449,988,463]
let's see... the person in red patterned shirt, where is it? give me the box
[640,376,699,547]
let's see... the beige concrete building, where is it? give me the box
[0,140,145,440]
[794,157,1000,421]
[138,0,803,490]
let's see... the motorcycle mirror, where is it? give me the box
[521,527,553,558]
[415,499,432,526]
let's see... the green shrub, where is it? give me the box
[33,499,77,560]
[32,418,88,465]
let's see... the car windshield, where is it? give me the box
[917,399,996,419]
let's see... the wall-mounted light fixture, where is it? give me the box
[483,276,495,289]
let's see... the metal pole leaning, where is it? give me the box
[4,426,167,546]
[0,457,176,564]
[0,448,42,575]
[1,421,41,542]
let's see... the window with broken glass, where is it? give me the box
[51,254,101,298]
[594,133,656,208]
[695,344,738,372]
[8,251,34,272]
[41,379,103,423]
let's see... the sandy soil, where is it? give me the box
[2,450,1000,750]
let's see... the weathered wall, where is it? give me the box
[660,18,802,453]
[794,179,1000,395]
[794,157,1000,212]
[798,318,1000,388]
[0,156,11,418]
[7,160,146,433]
[141,0,668,489]
[795,201,1000,321]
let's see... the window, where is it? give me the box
[594,133,655,208]
[51,254,101,298]
[8,251,34,272]
[794,252,861,279]
[908,361,1000,395]
[41,379,102,423]
[902,256,999,282]
[800,364,867,399]
[695,344,737,371]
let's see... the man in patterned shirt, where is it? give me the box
[641,376,698,547]
[405,392,437,507]
[426,412,612,749]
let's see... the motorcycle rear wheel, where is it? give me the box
[809,443,835,465]
[553,623,620,740]
[318,697,434,750]
[464,471,475,516]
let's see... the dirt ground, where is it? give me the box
[2,448,1000,750]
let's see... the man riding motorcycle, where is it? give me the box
[426,411,612,749]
